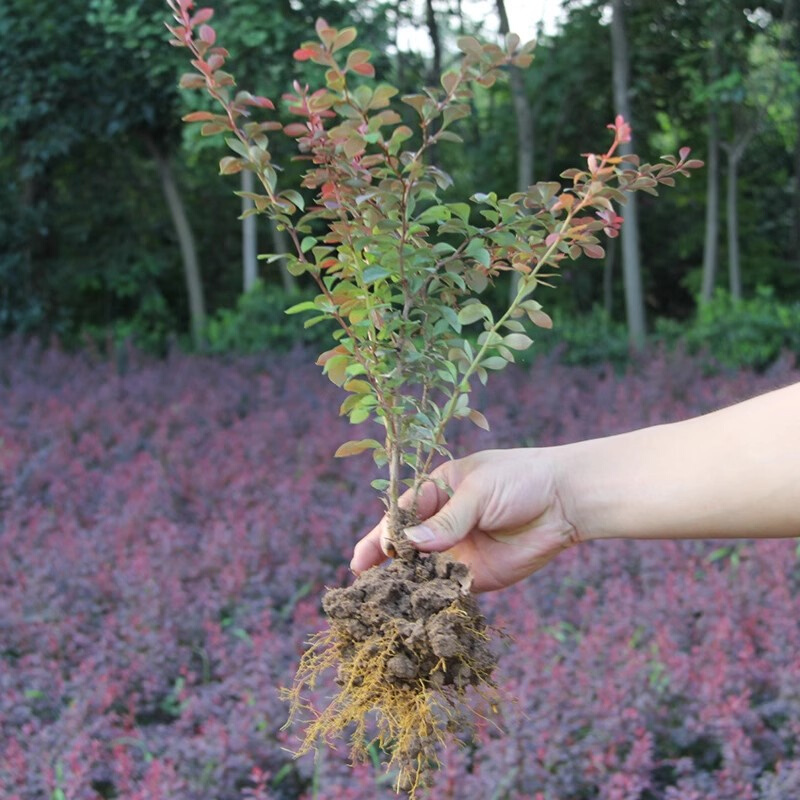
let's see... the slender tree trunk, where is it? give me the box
[424,0,442,166]
[241,170,258,292]
[725,145,744,301]
[610,0,646,349]
[425,0,442,83]
[269,218,296,293]
[394,0,406,88]
[147,138,206,349]
[496,0,534,192]
[700,108,721,303]
[497,0,535,301]
[722,125,755,302]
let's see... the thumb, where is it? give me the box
[403,491,480,552]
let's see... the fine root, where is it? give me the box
[281,550,499,796]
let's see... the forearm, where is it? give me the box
[558,382,800,543]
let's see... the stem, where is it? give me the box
[411,184,599,497]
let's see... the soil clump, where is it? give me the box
[284,533,498,796]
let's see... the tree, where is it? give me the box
[0,0,209,346]
[496,0,535,302]
[610,0,646,348]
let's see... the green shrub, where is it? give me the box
[529,305,631,368]
[205,281,334,354]
[80,290,177,357]
[682,287,800,370]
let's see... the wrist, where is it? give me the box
[552,426,677,544]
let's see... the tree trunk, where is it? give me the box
[610,0,646,350]
[241,169,258,293]
[148,138,206,349]
[497,0,535,302]
[425,0,442,84]
[700,108,721,303]
[725,145,744,301]
[496,0,534,193]
[269,218,296,293]
[424,0,442,166]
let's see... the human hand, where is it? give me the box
[350,448,580,592]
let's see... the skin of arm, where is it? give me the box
[350,381,800,592]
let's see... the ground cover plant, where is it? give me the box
[164,3,701,791]
[2,340,800,799]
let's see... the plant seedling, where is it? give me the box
[166,1,701,793]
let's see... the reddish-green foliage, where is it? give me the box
[165,1,701,530]
[1,340,799,798]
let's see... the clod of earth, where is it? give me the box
[283,534,498,797]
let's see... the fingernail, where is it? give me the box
[405,525,435,544]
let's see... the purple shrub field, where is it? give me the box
[2,339,800,800]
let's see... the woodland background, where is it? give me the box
[2,0,799,366]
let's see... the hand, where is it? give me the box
[350,448,580,592]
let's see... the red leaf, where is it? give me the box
[283,122,309,137]
[583,243,605,259]
[530,309,553,329]
[198,24,216,45]
[182,111,216,122]
[351,62,375,77]
[179,73,206,89]
[206,53,224,71]
[293,48,315,61]
[248,95,275,109]
[189,7,213,26]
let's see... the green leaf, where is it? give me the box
[465,239,491,268]
[286,259,308,276]
[465,269,489,293]
[285,301,317,315]
[417,205,451,224]
[480,357,507,370]
[334,438,382,457]
[449,203,471,223]
[369,84,399,109]
[225,137,250,158]
[323,354,350,386]
[301,236,316,253]
[350,407,370,424]
[362,266,391,283]
[282,190,305,211]
[457,303,490,325]
[440,306,461,332]
[343,379,373,394]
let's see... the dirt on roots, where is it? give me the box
[283,532,499,796]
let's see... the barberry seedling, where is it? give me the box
[166,2,701,793]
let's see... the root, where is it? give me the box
[281,551,500,797]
